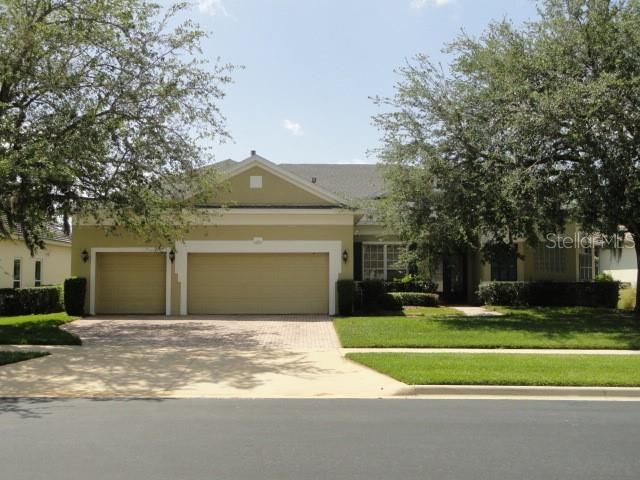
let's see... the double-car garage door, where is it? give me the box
[95,252,329,315]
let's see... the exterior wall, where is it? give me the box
[600,247,637,286]
[0,239,71,288]
[213,166,334,206]
[354,224,398,243]
[478,227,584,284]
[72,222,354,315]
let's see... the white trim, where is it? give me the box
[224,154,346,205]
[89,247,172,316]
[191,210,355,226]
[174,240,342,316]
[78,209,356,227]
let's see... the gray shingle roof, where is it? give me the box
[279,164,385,201]
[0,217,71,244]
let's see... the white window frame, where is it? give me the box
[34,259,43,287]
[578,246,594,282]
[13,258,21,289]
[362,242,405,281]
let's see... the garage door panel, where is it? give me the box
[188,253,328,314]
[96,253,165,314]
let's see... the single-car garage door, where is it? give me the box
[95,252,166,314]
[188,253,329,314]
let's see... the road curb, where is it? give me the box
[399,385,640,398]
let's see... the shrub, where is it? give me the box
[595,272,615,282]
[64,277,87,316]
[337,280,355,316]
[385,275,438,293]
[359,280,386,312]
[477,281,620,308]
[0,286,63,316]
[618,288,637,311]
[388,292,439,307]
[477,282,530,306]
[378,293,403,311]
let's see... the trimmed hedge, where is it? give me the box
[385,279,438,294]
[477,281,620,308]
[0,286,63,316]
[337,279,355,316]
[64,277,86,316]
[388,292,439,307]
[359,280,387,312]
[354,280,440,312]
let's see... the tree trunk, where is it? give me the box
[634,234,640,318]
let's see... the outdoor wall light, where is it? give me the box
[342,249,349,263]
[169,249,176,263]
[81,249,89,263]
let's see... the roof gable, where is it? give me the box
[211,154,346,207]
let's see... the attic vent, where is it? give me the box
[250,175,263,189]
[311,177,317,184]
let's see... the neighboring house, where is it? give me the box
[72,152,597,315]
[0,228,71,289]
[599,235,638,286]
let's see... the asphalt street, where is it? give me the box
[1,398,638,480]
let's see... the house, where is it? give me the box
[72,152,388,315]
[598,234,638,286]
[72,152,597,315]
[0,227,71,289]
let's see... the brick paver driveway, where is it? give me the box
[0,316,403,398]
[64,315,340,349]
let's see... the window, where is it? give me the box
[491,249,518,281]
[385,244,405,280]
[13,259,21,289]
[535,243,566,273]
[249,175,263,189]
[579,247,593,281]
[363,244,385,280]
[362,244,405,280]
[35,260,42,287]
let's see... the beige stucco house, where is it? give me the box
[0,230,71,289]
[72,152,597,315]
[73,153,387,316]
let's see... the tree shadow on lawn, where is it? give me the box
[0,321,81,346]
[438,307,640,348]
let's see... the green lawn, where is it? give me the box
[348,352,640,386]
[334,306,640,349]
[0,351,49,366]
[0,312,81,345]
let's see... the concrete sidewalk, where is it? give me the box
[0,344,404,398]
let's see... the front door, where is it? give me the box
[442,254,467,304]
